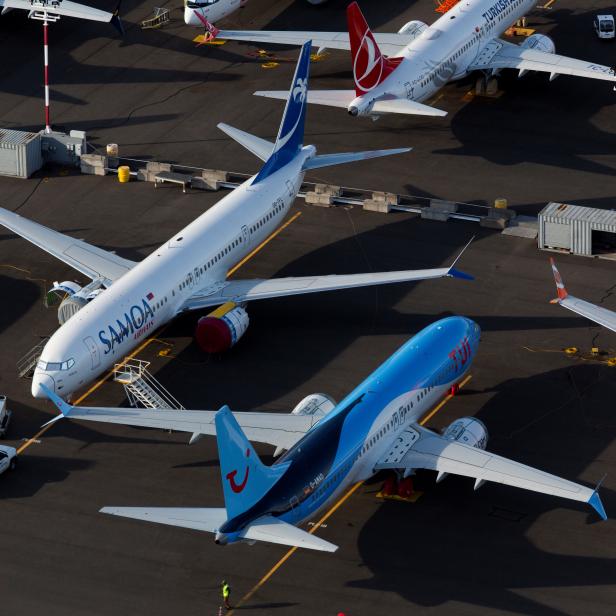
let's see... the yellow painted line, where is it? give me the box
[419,374,472,427]
[19,212,303,454]
[539,0,555,8]
[229,374,473,612]
[226,211,302,278]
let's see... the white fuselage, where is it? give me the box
[184,0,243,26]
[32,151,310,399]
[357,0,536,110]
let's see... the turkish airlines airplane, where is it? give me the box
[0,0,122,29]
[0,41,472,401]
[206,0,616,118]
[550,259,616,332]
[41,316,607,552]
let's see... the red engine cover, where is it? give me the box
[195,317,232,353]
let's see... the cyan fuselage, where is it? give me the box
[221,315,480,539]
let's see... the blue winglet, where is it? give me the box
[253,40,312,184]
[448,268,474,281]
[588,485,608,521]
[40,383,73,423]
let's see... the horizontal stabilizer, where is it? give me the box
[255,89,355,109]
[100,507,228,532]
[303,148,411,171]
[218,122,274,162]
[239,515,338,552]
[2,0,113,22]
[371,98,447,117]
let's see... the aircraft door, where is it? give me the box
[241,224,250,247]
[83,336,100,370]
[288,495,300,522]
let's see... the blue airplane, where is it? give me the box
[42,316,607,552]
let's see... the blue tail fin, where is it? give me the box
[215,406,290,519]
[253,40,312,184]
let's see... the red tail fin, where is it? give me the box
[347,1,402,97]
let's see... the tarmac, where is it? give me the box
[0,0,616,615]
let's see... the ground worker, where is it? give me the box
[221,580,231,610]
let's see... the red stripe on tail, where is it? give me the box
[347,2,402,97]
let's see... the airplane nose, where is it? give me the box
[31,373,56,399]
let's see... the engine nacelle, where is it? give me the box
[398,20,428,38]
[442,417,488,450]
[521,33,555,54]
[291,393,336,419]
[195,303,249,353]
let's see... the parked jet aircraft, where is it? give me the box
[41,316,607,552]
[0,0,121,30]
[550,259,616,332]
[0,41,471,401]
[205,1,616,118]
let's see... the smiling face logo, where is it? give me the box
[226,448,250,494]
[353,28,383,93]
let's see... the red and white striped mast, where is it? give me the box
[29,2,61,134]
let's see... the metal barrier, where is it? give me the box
[17,337,49,378]
[140,7,170,30]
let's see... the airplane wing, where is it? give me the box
[1,0,113,22]
[254,90,447,117]
[213,28,412,56]
[549,258,616,332]
[0,207,136,283]
[41,387,316,449]
[375,424,606,518]
[180,239,474,312]
[470,38,616,83]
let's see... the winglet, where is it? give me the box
[549,258,568,302]
[110,1,124,36]
[588,475,608,521]
[40,383,73,427]
[447,236,474,281]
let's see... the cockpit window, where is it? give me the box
[186,0,219,7]
[37,358,75,371]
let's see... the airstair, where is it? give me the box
[113,359,184,409]
[17,337,50,378]
[140,7,170,29]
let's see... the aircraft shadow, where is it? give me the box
[352,363,616,615]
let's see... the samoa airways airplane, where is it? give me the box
[0,41,471,401]
[550,259,616,332]
[41,316,607,553]
[204,0,616,118]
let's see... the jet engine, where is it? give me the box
[46,280,104,325]
[521,33,555,54]
[195,302,249,353]
[442,417,488,450]
[348,96,375,117]
[398,20,428,38]
[291,393,336,419]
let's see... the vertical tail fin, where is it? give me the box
[549,258,569,302]
[347,1,402,97]
[253,40,312,183]
[215,406,290,520]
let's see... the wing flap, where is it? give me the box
[100,507,227,532]
[240,515,338,552]
[0,207,135,282]
[471,38,616,82]
[376,425,594,504]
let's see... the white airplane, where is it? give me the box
[0,41,472,401]
[0,0,122,30]
[41,316,607,553]
[550,258,616,332]
[204,0,616,118]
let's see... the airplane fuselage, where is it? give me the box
[32,150,311,399]
[356,0,536,112]
[218,316,480,541]
[184,0,243,26]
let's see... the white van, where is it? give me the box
[594,14,615,40]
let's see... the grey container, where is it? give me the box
[539,202,616,258]
[0,129,43,178]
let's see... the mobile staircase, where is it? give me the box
[113,359,184,409]
[17,337,50,378]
